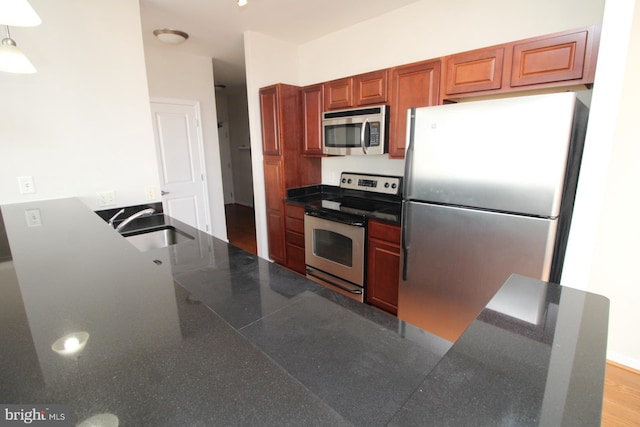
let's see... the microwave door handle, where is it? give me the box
[361,119,369,154]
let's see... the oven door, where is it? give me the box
[304,213,365,293]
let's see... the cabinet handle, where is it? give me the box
[161,190,170,196]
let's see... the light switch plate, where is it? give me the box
[145,186,156,201]
[18,176,36,194]
[97,190,116,207]
[25,209,42,227]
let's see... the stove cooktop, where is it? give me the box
[304,173,403,225]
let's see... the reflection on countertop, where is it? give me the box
[0,198,609,426]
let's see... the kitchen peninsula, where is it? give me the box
[0,198,608,426]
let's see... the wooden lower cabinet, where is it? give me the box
[284,203,306,275]
[366,220,401,315]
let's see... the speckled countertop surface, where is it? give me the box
[0,198,608,426]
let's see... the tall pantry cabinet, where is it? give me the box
[259,84,321,265]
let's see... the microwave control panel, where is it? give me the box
[369,122,381,147]
[340,173,402,196]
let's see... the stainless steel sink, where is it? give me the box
[122,226,194,252]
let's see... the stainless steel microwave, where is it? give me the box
[322,105,388,155]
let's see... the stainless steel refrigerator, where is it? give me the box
[398,92,588,342]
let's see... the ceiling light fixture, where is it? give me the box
[153,28,189,44]
[51,331,90,357]
[238,0,248,6]
[0,25,36,74]
[0,0,41,27]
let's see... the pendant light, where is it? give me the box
[0,0,41,74]
[0,0,41,27]
[0,25,36,74]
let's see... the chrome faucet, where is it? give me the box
[107,208,125,227]
[114,208,156,232]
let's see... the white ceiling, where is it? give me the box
[139,0,423,87]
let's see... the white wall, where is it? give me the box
[577,0,640,369]
[143,46,227,240]
[0,0,159,210]
[244,31,300,258]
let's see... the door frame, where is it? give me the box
[149,97,212,233]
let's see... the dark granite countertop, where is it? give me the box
[0,198,608,426]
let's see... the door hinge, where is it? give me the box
[201,174,204,181]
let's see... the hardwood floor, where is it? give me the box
[224,203,640,425]
[603,361,640,426]
[225,203,257,255]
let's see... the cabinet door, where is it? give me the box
[263,157,285,263]
[388,60,441,159]
[511,30,588,87]
[302,84,324,156]
[259,86,281,155]
[354,70,388,106]
[444,46,505,95]
[366,221,401,315]
[324,77,353,110]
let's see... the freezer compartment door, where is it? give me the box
[405,92,585,217]
[398,202,557,342]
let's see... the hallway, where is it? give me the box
[225,204,257,255]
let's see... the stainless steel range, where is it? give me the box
[304,172,402,302]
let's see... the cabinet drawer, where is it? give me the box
[286,230,305,248]
[368,220,400,245]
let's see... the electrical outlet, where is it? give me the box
[25,209,42,227]
[97,190,116,207]
[145,186,156,201]
[18,176,36,194]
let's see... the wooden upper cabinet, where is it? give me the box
[388,60,441,159]
[444,47,505,96]
[259,86,281,155]
[324,77,353,110]
[354,70,388,106]
[442,26,600,100]
[302,84,324,156]
[511,30,588,87]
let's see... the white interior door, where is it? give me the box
[150,99,210,233]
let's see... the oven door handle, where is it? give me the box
[304,210,365,227]
[306,267,363,295]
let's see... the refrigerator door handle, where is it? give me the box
[403,108,416,196]
[401,201,411,281]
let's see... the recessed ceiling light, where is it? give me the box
[238,0,248,6]
[153,28,189,44]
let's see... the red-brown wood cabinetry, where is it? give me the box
[260,84,321,265]
[284,203,306,274]
[388,60,441,159]
[302,84,324,156]
[366,220,401,315]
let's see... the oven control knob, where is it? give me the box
[347,179,352,184]
[341,178,346,183]
[392,183,397,189]
[384,182,390,188]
